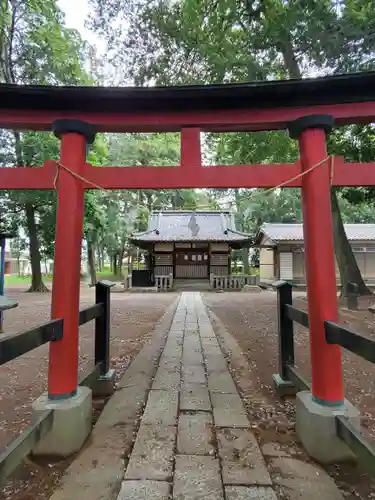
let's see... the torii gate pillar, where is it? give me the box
[33,120,96,458]
[288,115,359,464]
[48,119,96,400]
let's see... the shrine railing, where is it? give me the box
[124,273,173,291]
[155,274,174,291]
[274,280,375,476]
[0,280,114,487]
[210,274,259,290]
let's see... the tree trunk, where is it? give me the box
[113,254,118,276]
[330,189,372,296]
[25,203,48,292]
[242,247,250,274]
[87,240,97,286]
[127,249,131,274]
[97,246,102,272]
[118,245,126,276]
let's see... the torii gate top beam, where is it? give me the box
[1,71,375,132]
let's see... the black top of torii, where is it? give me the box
[0,71,375,113]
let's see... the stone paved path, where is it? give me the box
[117,292,277,500]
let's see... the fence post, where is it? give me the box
[93,280,116,397]
[272,280,297,396]
[347,282,358,311]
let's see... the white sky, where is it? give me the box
[58,0,92,40]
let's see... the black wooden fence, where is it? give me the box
[0,280,114,487]
[274,280,375,475]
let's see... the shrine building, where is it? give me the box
[129,211,252,283]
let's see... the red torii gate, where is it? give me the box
[1,72,375,409]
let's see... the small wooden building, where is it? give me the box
[130,211,252,283]
[255,223,375,283]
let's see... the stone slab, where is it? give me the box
[199,327,216,338]
[96,386,149,427]
[208,371,237,393]
[201,338,219,347]
[270,458,345,500]
[183,340,202,351]
[158,356,181,368]
[180,383,212,411]
[118,480,170,500]
[261,442,290,458]
[184,330,199,338]
[225,487,278,500]
[116,371,152,391]
[177,412,214,455]
[205,355,228,373]
[48,426,134,500]
[165,336,183,345]
[211,393,249,428]
[182,364,206,384]
[217,428,272,486]
[142,390,178,425]
[173,455,224,500]
[152,368,181,391]
[182,350,204,365]
[203,345,223,356]
[125,424,176,480]
[162,345,182,357]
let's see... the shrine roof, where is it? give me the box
[255,223,375,245]
[1,71,375,113]
[130,211,252,244]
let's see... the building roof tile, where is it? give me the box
[130,211,252,243]
[257,223,375,243]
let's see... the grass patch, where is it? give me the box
[4,275,52,286]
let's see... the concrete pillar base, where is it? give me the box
[296,390,360,464]
[92,368,116,398]
[32,386,92,457]
[272,373,297,396]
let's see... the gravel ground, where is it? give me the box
[0,286,177,500]
[203,290,375,500]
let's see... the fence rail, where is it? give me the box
[0,410,53,488]
[0,280,114,488]
[336,415,375,475]
[79,303,104,325]
[273,280,375,476]
[285,304,309,328]
[0,319,63,366]
[325,320,375,363]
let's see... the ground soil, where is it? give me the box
[0,285,177,500]
[203,290,375,500]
